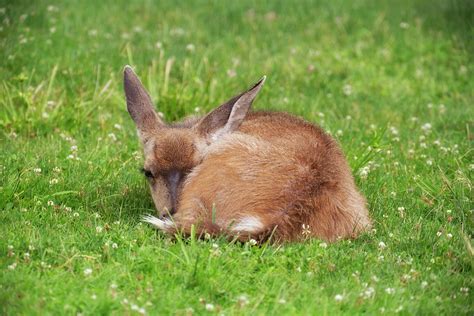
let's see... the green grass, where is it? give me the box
[1,0,473,314]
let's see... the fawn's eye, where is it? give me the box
[141,168,154,178]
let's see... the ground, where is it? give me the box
[0,0,473,315]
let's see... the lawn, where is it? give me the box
[1,0,473,314]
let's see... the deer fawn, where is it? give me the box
[124,66,371,242]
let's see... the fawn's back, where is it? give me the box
[177,111,371,242]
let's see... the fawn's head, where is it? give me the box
[124,66,265,217]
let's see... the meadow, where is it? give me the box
[1,0,473,314]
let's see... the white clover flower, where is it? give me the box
[319,242,328,249]
[113,124,122,130]
[73,212,79,217]
[112,243,118,249]
[421,281,428,289]
[8,263,17,270]
[426,159,433,166]
[237,294,249,306]
[49,178,59,185]
[186,43,195,52]
[385,287,395,294]
[205,303,214,311]
[248,239,257,246]
[155,41,163,49]
[446,233,453,239]
[91,294,97,300]
[33,168,42,173]
[361,286,375,299]
[47,200,54,206]
[84,268,93,276]
[96,226,103,233]
[460,287,469,294]
[436,231,442,237]
[421,123,432,132]
[342,84,352,96]
[278,298,287,304]
[334,294,344,302]
[108,133,117,141]
[170,27,185,36]
[47,5,58,12]
[358,167,370,180]
[399,22,409,29]
[227,69,237,78]
[378,241,386,250]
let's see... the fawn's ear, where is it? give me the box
[196,76,266,139]
[123,66,164,138]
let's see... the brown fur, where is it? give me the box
[124,66,371,243]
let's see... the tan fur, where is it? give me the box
[124,67,371,243]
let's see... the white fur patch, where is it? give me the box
[142,214,173,231]
[231,216,263,233]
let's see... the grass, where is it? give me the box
[0,0,473,314]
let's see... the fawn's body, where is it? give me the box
[124,66,371,242]
[174,111,369,242]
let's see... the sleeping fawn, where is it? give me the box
[124,66,371,242]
